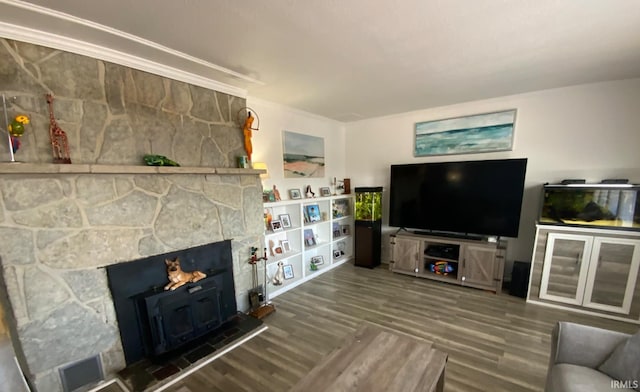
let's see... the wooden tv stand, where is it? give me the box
[390,232,506,293]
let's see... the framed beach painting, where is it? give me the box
[283,131,325,178]
[414,109,516,157]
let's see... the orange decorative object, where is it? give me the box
[264,208,273,230]
[272,185,281,201]
[243,111,255,161]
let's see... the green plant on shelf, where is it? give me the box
[355,192,382,220]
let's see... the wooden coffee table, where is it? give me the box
[290,322,447,392]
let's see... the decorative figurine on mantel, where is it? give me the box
[164,257,207,291]
[143,154,180,166]
[45,94,72,164]
[238,107,260,162]
[7,114,29,154]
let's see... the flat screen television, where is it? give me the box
[389,158,527,238]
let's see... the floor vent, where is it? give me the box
[59,355,104,392]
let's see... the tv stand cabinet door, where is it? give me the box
[391,236,421,275]
[462,245,499,291]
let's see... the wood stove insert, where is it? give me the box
[136,274,223,356]
[106,241,237,364]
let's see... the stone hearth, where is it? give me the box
[117,312,263,392]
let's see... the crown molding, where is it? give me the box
[0,0,257,98]
[247,96,346,126]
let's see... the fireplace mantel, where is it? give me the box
[0,163,266,176]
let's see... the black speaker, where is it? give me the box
[509,261,530,298]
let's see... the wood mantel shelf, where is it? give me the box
[0,163,266,176]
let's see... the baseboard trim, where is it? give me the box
[269,258,352,299]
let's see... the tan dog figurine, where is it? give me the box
[164,257,207,290]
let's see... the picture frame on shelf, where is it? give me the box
[279,214,292,228]
[271,220,283,232]
[341,225,350,235]
[333,250,342,259]
[320,187,331,197]
[280,240,291,253]
[333,198,350,218]
[333,222,341,238]
[272,245,284,255]
[310,255,324,266]
[283,264,294,279]
[305,204,321,222]
[289,189,302,199]
[304,228,316,246]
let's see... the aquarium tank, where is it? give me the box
[540,184,640,230]
[355,187,382,221]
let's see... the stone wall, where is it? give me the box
[0,39,264,392]
[0,38,246,166]
[0,173,263,391]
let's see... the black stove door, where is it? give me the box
[158,294,196,354]
[145,279,223,356]
[191,284,222,334]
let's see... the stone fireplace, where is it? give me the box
[0,38,264,391]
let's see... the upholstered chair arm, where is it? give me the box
[549,322,630,369]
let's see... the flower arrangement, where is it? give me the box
[7,114,29,153]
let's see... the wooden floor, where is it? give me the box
[161,263,637,392]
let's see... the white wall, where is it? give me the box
[345,78,640,275]
[247,97,347,196]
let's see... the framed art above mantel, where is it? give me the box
[414,109,517,157]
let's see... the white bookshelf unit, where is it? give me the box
[263,194,355,298]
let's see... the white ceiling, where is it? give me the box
[1,0,640,122]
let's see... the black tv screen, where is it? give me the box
[389,158,527,238]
